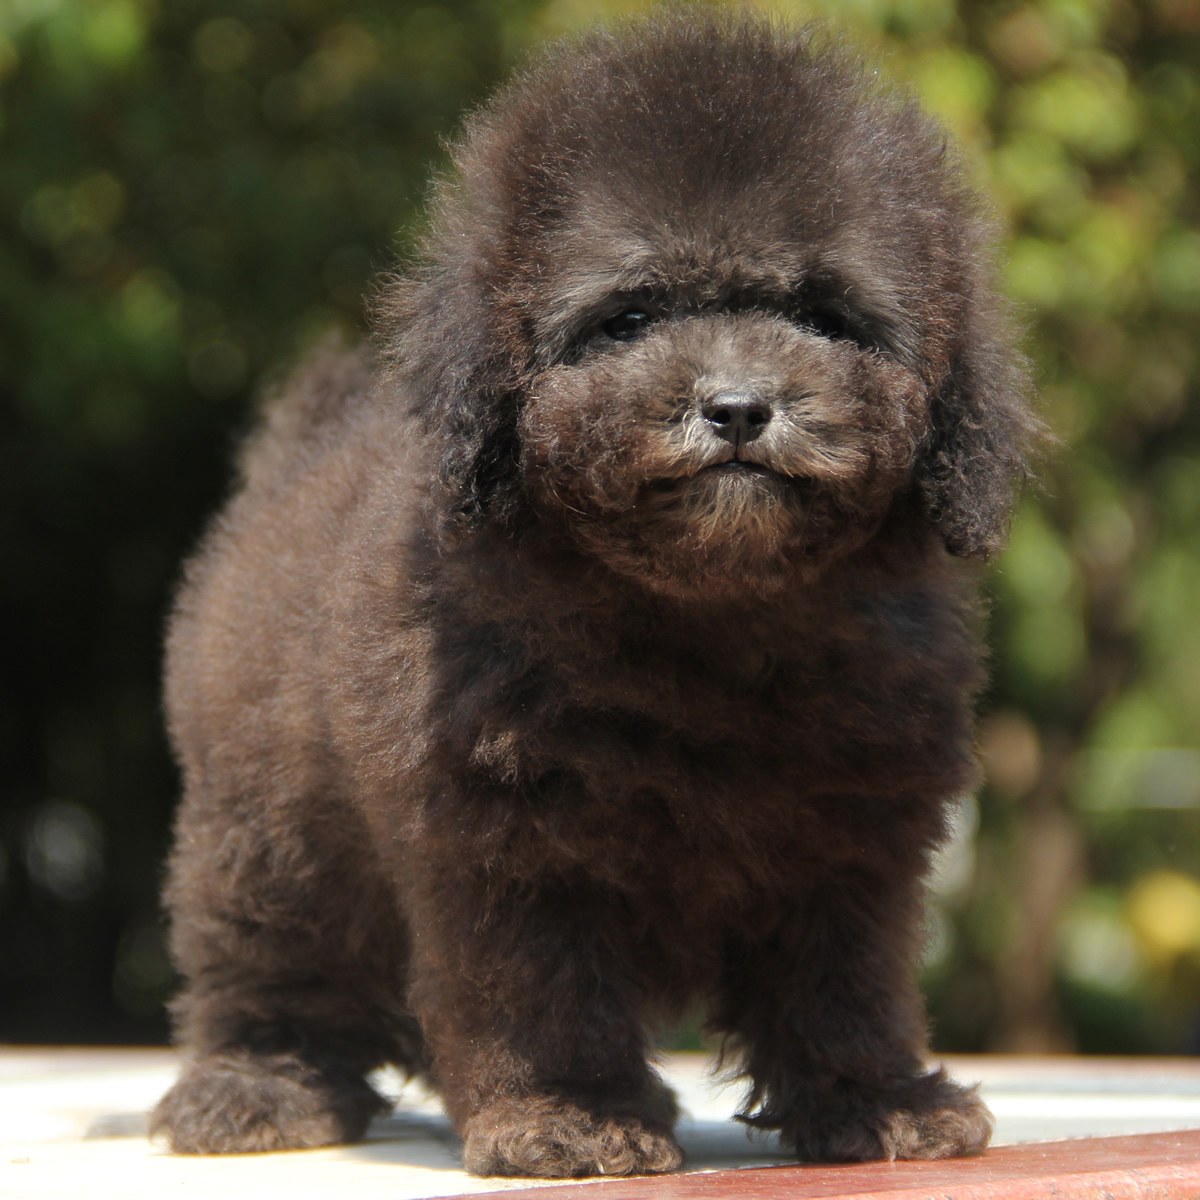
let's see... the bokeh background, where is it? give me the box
[2,0,1198,1052]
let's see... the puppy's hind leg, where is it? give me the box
[152,790,420,1154]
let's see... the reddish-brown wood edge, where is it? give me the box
[473,1130,1200,1200]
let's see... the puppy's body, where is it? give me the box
[155,17,1033,1177]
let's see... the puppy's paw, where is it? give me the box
[150,1054,389,1153]
[877,1074,993,1160]
[776,1069,993,1163]
[462,1095,683,1178]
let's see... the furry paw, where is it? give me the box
[462,1095,683,1178]
[877,1075,993,1160]
[774,1068,993,1163]
[150,1054,390,1153]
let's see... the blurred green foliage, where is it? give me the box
[1,0,1197,1051]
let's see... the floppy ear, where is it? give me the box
[374,265,526,534]
[916,282,1037,560]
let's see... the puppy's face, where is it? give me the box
[518,232,933,598]
[516,250,926,597]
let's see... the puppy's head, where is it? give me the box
[379,15,1035,600]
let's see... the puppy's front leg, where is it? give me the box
[716,854,992,1163]
[403,863,682,1178]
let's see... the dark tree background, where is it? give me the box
[2,0,1198,1051]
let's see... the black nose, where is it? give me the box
[700,392,772,447]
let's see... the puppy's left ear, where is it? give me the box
[916,277,1038,560]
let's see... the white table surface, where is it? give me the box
[5,1049,1200,1200]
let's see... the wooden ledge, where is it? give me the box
[476,1130,1200,1200]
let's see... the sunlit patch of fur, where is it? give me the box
[676,472,791,558]
[661,405,873,499]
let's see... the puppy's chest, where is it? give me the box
[468,639,941,835]
[430,587,979,882]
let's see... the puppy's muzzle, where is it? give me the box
[700,391,773,453]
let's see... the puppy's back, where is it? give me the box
[163,344,418,788]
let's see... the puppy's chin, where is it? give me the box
[555,465,882,603]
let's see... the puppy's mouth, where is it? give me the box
[648,457,796,492]
[698,461,778,478]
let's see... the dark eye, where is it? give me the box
[795,308,850,340]
[602,310,653,341]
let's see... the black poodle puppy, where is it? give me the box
[152,13,1035,1178]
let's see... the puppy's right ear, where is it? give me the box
[374,266,525,534]
[915,279,1039,560]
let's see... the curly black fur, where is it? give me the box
[152,13,1035,1178]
